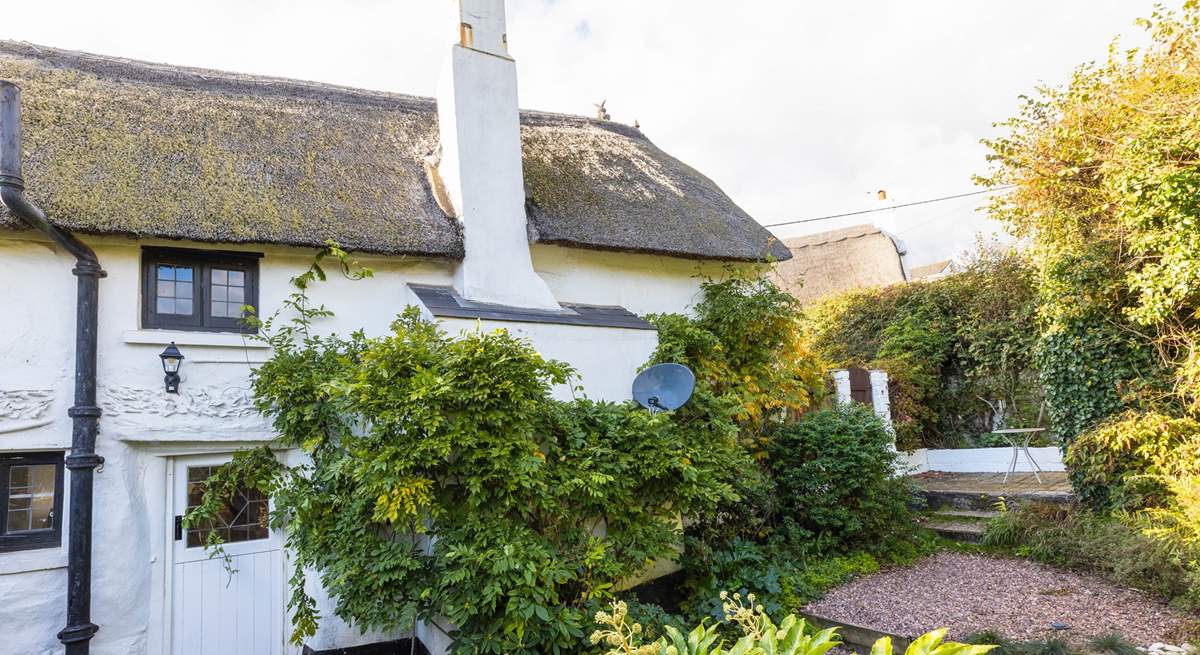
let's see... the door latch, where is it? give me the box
[174,515,183,541]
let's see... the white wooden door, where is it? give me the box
[170,454,285,655]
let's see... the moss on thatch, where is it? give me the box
[0,41,785,262]
[521,115,789,261]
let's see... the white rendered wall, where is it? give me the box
[0,231,730,654]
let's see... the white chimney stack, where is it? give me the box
[435,0,560,310]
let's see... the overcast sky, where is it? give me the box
[0,1,1158,266]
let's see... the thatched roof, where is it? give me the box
[0,41,787,262]
[772,224,906,304]
[910,259,954,280]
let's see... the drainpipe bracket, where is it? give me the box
[67,405,102,419]
[72,262,107,278]
[57,622,99,644]
[64,452,104,470]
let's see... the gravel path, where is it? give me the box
[804,552,1190,646]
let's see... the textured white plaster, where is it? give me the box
[0,389,54,420]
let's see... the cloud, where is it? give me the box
[0,0,1158,265]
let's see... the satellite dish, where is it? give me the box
[632,363,695,413]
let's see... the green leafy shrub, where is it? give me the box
[192,247,943,653]
[800,247,1041,449]
[681,539,785,622]
[649,273,825,548]
[770,404,918,546]
[1139,473,1200,560]
[1030,250,1165,443]
[191,300,749,654]
[680,403,930,623]
[1066,411,1200,510]
[983,502,1200,612]
[649,274,824,445]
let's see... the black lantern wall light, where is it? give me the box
[159,342,185,393]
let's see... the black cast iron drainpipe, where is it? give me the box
[0,81,105,654]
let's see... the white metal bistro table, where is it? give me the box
[992,428,1047,484]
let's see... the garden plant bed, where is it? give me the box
[803,552,1190,647]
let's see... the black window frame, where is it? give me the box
[0,451,65,553]
[141,247,262,334]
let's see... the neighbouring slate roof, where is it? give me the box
[0,41,787,262]
[772,224,906,304]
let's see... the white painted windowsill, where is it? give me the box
[0,546,67,576]
[122,330,270,349]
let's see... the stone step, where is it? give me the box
[930,509,998,521]
[925,520,987,543]
[922,489,1072,513]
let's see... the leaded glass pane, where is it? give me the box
[185,465,269,548]
[9,466,28,488]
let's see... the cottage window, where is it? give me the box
[0,452,64,553]
[183,465,270,548]
[141,248,261,333]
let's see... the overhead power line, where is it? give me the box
[763,186,1015,229]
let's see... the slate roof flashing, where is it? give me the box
[409,284,655,330]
